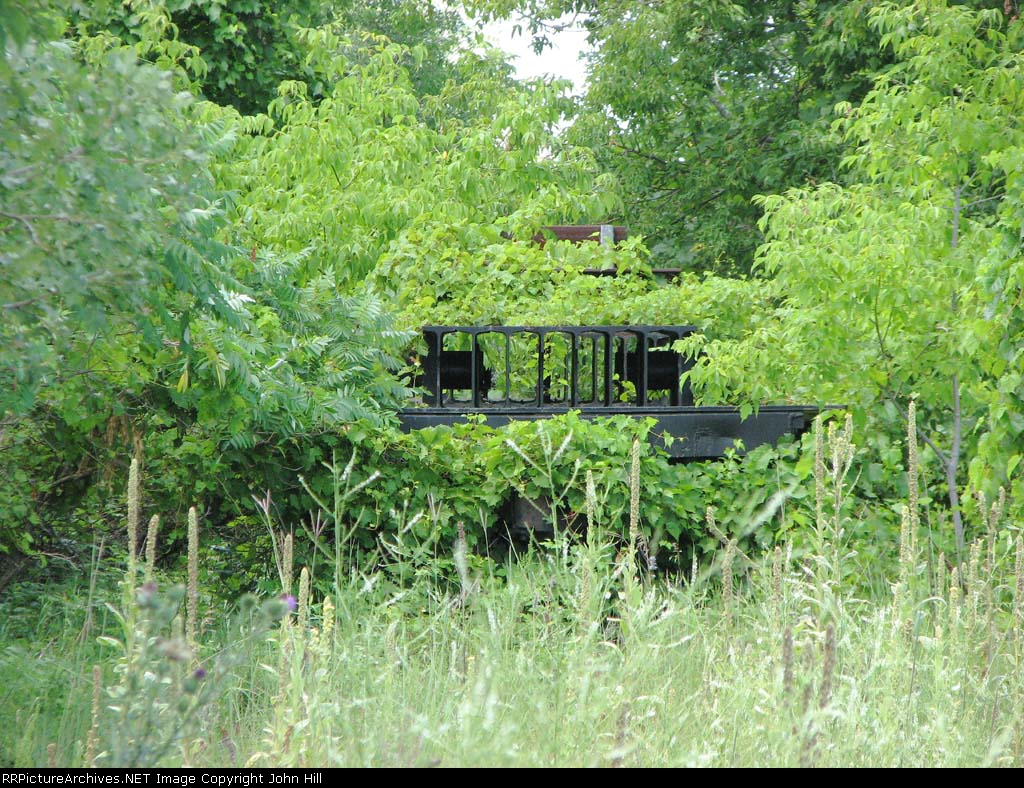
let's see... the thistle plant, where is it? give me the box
[98,584,290,767]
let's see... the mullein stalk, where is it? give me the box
[966,540,981,632]
[297,567,311,633]
[186,507,199,653]
[897,505,913,637]
[986,528,997,632]
[126,457,141,595]
[321,596,335,647]
[899,505,912,587]
[813,417,828,612]
[949,565,962,629]
[828,414,855,594]
[282,533,293,597]
[814,415,825,533]
[585,469,598,538]
[143,514,159,585]
[907,400,920,536]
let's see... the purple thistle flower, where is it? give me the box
[280,594,298,613]
[193,667,208,680]
[136,582,159,607]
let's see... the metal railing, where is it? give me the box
[417,325,698,409]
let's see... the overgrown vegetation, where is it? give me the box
[3,419,1024,767]
[2,0,1024,767]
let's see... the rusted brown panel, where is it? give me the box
[531,225,628,247]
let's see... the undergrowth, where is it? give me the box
[1,414,1022,767]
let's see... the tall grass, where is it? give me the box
[2,418,1023,767]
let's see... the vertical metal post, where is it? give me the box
[637,329,648,406]
[470,330,480,407]
[504,331,511,404]
[570,331,579,407]
[671,327,679,409]
[430,330,443,407]
[603,330,613,406]
[536,331,545,406]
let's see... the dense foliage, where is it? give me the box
[468,0,1018,274]
[5,0,1024,769]
[69,0,467,112]
[687,1,1024,553]
[1,0,1023,592]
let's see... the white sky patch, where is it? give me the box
[434,3,591,94]
[480,15,590,95]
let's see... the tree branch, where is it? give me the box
[1,146,84,183]
[962,192,1004,210]
[2,288,58,310]
[608,139,670,166]
[709,73,731,119]
[0,210,41,246]
[693,187,728,211]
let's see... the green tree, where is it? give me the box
[689,1,1024,553]
[70,0,467,113]
[0,9,628,564]
[467,0,1016,275]
[0,13,412,560]
[0,36,227,415]
[215,29,618,289]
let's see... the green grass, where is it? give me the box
[3,522,1023,768]
[2,424,1023,767]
